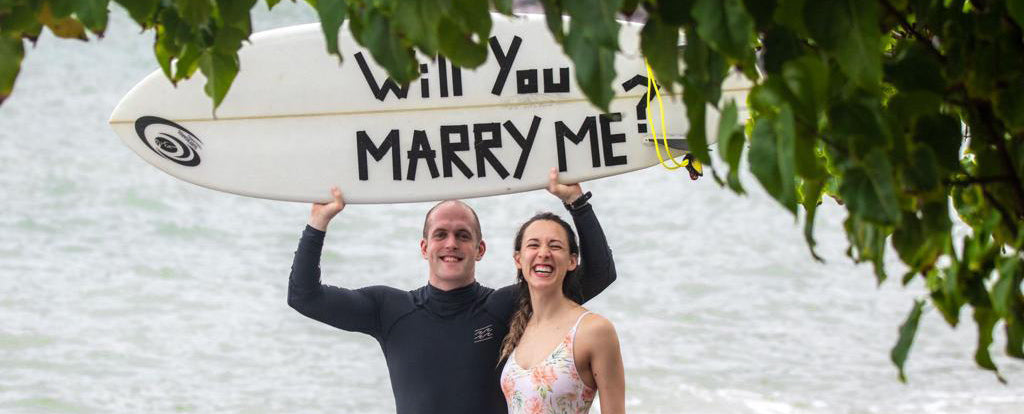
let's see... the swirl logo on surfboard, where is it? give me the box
[134,116,203,167]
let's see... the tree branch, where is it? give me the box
[974,101,1024,219]
[879,0,947,64]
[944,175,1014,186]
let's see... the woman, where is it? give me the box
[499,209,626,414]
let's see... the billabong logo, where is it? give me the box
[473,324,495,343]
[134,116,203,167]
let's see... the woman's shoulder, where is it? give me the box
[577,310,617,339]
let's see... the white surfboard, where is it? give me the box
[109,13,750,204]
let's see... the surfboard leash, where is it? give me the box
[644,60,702,181]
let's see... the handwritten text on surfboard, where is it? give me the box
[356,36,634,182]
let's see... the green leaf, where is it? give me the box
[174,0,213,26]
[38,3,87,40]
[0,37,24,105]
[566,31,617,111]
[561,0,622,111]
[358,9,418,83]
[994,76,1024,134]
[538,0,565,43]
[761,26,803,75]
[891,299,925,383]
[691,0,755,62]
[683,78,710,164]
[1010,0,1024,29]
[564,0,622,50]
[47,0,76,18]
[773,0,808,37]
[840,149,901,225]
[750,112,798,214]
[913,114,962,174]
[74,0,110,36]
[973,306,1007,383]
[801,177,825,261]
[885,43,945,94]
[992,257,1020,318]
[682,30,727,106]
[199,49,239,110]
[641,14,680,91]
[748,77,786,115]
[887,90,942,124]
[113,0,160,26]
[656,0,695,26]
[717,100,745,193]
[215,0,256,33]
[829,98,890,159]
[437,15,488,68]
[929,265,963,326]
[174,42,203,80]
[445,0,491,40]
[1,4,44,36]
[742,0,776,29]
[904,146,941,192]
[306,0,346,61]
[845,216,889,283]
[921,199,952,236]
[804,0,881,92]
[394,0,441,55]
[267,0,283,9]
[781,54,828,127]
[491,0,513,15]
[212,26,246,55]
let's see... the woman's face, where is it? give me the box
[514,220,578,292]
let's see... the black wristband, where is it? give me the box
[563,191,592,211]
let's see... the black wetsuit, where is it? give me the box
[287,203,615,414]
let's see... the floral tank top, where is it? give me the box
[500,311,596,414]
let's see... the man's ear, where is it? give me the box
[476,239,486,261]
[420,239,428,260]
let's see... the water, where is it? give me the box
[1,4,1021,413]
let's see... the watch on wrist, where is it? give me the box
[564,191,593,211]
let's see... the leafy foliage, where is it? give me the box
[0,0,1022,382]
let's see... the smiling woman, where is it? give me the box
[499,212,625,414]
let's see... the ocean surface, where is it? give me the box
[1,4,1021,413]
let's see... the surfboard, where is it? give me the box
[109,13,751,204]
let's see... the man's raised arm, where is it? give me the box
[287,187,383,337]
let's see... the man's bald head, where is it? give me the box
[422,200,482,241]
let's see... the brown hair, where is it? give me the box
[422,200,482,241]
[498,212,582,363]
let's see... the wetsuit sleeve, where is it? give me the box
[287,225,384,338]
[569,201,617,304]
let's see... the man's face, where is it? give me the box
[420,202,485,288]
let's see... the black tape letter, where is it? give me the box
[357,130,402,181]
[489,36,522,95]
[441,125,474,178]
[504,116,541,179]
[554,117,600,172]
[473,123,510,179]
[356,52,410,101]
[407,130,440,180]
[600,113,627,167]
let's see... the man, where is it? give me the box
[288,168,616,413]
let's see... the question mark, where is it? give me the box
[621,75,660,134]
